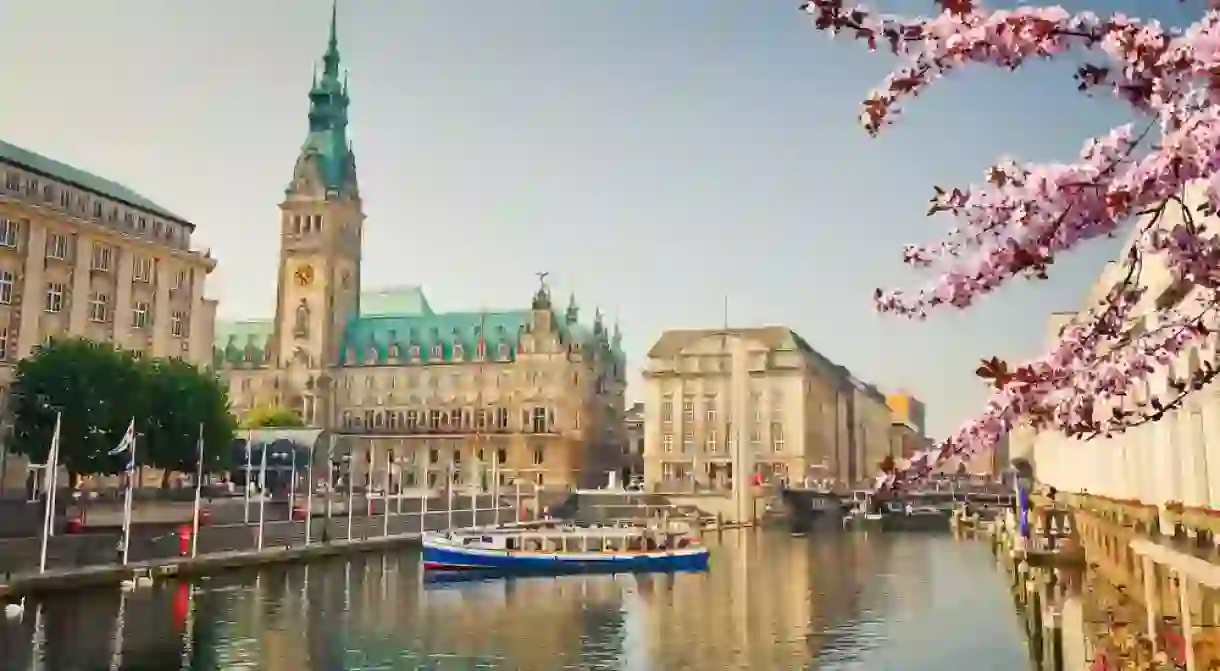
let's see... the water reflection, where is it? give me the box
[0,532,1029,670]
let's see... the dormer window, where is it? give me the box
[409,345,421,361]
[453,343,464,360]
[345,348,357,365]
[429,344,443,360]
[366,346,379,363]
[497,343,511,360]
[388,343,401,360]
[476,339,486,359]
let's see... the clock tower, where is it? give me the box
[272,1,363,426]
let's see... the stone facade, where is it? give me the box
[641,326,890,491]
[213,10,627,492]
[1027,181,1220,529]
[0,140,217,493]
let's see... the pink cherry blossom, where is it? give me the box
[801,0,1220,488]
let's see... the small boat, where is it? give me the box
[421,521,710,575]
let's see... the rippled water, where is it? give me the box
[0,531,1030,670]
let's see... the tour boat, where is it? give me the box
[421,521,710,574]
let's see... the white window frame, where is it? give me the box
[89,292,109,323]
[706,430,718,452]
[44,283,64,313]
[132,301,150,329]
[0,270,13,305]
[662,434,674,453]
[0,328,9,361]
[45,233,67,261]
[133,257,153,283]
[171,310,186,337]
[90,244,113,272]
[0,219,19,248]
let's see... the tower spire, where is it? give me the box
[323,0,341,77]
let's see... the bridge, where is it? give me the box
[776,487,1016,531]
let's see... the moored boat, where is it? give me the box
[421,521,710,575]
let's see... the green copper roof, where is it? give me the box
[0,138,192,227]
[297,1,354,195]
[213,319,275,368]
[360,286,432,316]
[211,283,622,368]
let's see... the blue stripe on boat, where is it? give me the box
[421,541,709,574]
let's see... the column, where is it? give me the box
[1202,395,1220,509]
[15,221,47,359]
[187,265,208,365]
[111,250,135,350]
[1137,423,1157,506]
[1183,408,1208,509]
[1154,413,1177,534]
[1180,573,1198,671]
[66,235,91,333]
[150,259,173,357]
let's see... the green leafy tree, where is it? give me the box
[241,405,304,429]
[140,357,237,486]
[9,338,147,485]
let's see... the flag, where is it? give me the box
[109,419,136,470]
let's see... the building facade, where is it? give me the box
[213,10,626,491]
[641,327,890,491]
[886,392,926,435]
[1020,181,1220,527]
[0,141,218,492]
[624,402,644,482]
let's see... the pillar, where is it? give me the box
[1183,408,1208,510]
[1180,573,1197,671]
[1153,414,1177,534]
[1202,395,1220,510]
[1143,556,1160,654]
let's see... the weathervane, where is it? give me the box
[535,271,550,288]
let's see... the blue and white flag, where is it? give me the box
[108,419,137,470]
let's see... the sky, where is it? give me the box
[0,0,1205,437]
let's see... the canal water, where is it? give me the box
[0,532,1029,670]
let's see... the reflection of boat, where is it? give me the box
[421,522,710,575]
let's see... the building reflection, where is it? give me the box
[0,533,987,671]
[630,531,874,669]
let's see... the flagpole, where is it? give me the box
[289,446,298,512]
[190,424,204,558]
[382,449,391,538]
[256,439,268,552]
[446,463,454,531]
[120,421,136,566]
[45,422,60,539]
[325,433,335,521]
[243,430,252,525]
[304,439,315,547]
[345,443,354,542]
[38,413,61,573]
[492,453,500,527]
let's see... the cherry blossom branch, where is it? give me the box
[805,1,1220,488]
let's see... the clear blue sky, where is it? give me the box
[0,0,1202,436]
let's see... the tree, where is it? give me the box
[9,339,147,486]
[241,405,304,429]
[802,0,1220,485]
[140,357,237,487]
[9,338,236,487]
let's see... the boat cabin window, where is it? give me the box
[481,536,493,543]
[506,538,517,550]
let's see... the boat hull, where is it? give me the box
[422,542,710,574]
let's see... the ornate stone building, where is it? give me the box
[0,139,217,492]
[213,9,627,490]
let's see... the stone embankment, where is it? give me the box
[0,495,518,597]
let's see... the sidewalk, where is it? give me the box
[0,532,423,598]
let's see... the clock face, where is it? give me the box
[294,264,314,287]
